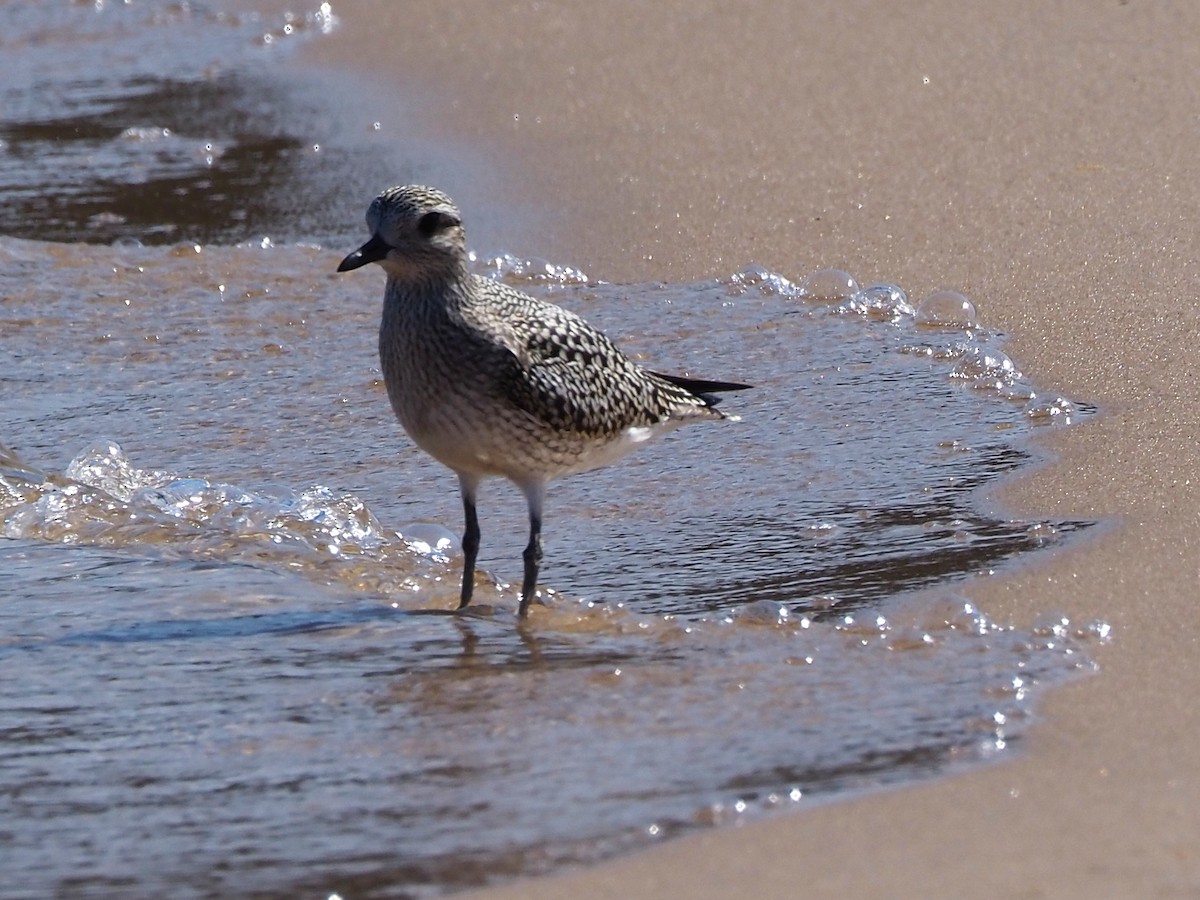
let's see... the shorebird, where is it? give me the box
[337,185,749,617]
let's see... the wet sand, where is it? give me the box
[309,1,1200,895]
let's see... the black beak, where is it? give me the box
[337,233,390,272]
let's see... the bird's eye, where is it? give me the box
[417,211,459,239]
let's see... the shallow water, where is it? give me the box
[0,238,1106,898]
[0,4,1107,899]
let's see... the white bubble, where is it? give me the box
[1024,395,1076,425]
[915,290,978,328]
[796,268,859,304]
[730,599,791,626]
[724,265,798,297]
[402,522,459,558]
[951,346,1019,384]
[845,282,915,321]
[479,253,588,285]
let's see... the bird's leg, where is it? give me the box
[458,473,481,610]
[519,514,542,618]
[518,481,546,618]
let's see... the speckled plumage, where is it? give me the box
[338,185,749,617]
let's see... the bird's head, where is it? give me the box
[337,184,466,280]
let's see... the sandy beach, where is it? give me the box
[307,1,1200,895]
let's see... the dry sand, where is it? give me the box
[308,1,1200,895]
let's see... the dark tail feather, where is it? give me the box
[652,371,752,408]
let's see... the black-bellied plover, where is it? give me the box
[338,185,749,617]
